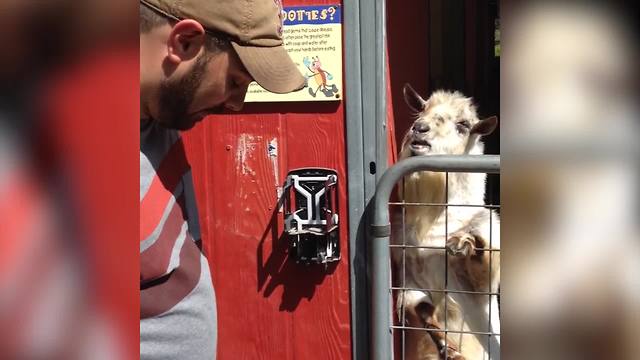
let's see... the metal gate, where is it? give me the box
[369,155,500,360]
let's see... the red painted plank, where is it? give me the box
[182,1,352,358]
[184,103,352,360]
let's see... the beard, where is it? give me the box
[155,52,213,131]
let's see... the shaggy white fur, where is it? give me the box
[392,84,500,360]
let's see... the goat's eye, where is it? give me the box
[456,121,471,134]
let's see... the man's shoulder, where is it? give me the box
[141,121,180,152]
[140,121,182,171]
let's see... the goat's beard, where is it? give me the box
[155,52,213,131]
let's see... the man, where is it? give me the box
[139,0,304,359]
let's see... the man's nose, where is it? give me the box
[225,85,249,112]
[225,100,243,112]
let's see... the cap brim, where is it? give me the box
[231,42,306,94]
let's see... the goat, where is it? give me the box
[392,84,500,360]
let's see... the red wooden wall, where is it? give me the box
[387,0,430,147]
[182,1,352,358]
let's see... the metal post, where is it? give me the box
[344,0,387,358]
[369,155,500,359]
[343,0,367,357]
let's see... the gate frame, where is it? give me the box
[368,154,500,360]
[343,0,388,359]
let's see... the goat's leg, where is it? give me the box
[397,291,441,360]
[415,302,466,360]
[446,233,497,293]
[446,233,476,258]
[446,233,501,359]
[398,291,463,360]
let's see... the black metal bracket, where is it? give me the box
[283,168,340,265]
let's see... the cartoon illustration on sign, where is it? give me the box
[244,5,343,102]
[303,56,339,98]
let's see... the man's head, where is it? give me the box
[140,0,304,130]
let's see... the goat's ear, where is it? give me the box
[403,83,426,113]
[471,116,498,136]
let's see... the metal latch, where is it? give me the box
[283,168,340,265]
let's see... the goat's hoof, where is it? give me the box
[446,234,475,257]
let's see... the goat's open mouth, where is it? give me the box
[409,139,431,154]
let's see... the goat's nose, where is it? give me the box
[412,122,430,133]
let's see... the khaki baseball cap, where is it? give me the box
[141,0,305,94]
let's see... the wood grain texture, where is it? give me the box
[182,1,352,358]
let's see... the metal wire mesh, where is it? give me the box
[389,166,500,359]
[369,155,499,360]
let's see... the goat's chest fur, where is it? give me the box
[397,170,489,242]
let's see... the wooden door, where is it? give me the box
[182,1,351,358]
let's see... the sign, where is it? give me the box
[245,5,343,102]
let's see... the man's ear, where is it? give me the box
[470,116,498,136]
[403,83,427,113]
[166,20,206,64]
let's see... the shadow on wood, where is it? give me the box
[256,198,338,312]
[207,100,342,117]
